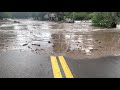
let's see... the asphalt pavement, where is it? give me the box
[0,50,120,78]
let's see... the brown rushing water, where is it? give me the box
[0,19,120,59]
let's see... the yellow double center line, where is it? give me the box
[51,56,74,78]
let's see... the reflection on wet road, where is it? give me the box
[0,19,120,59]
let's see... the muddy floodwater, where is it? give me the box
[0,19,120,59]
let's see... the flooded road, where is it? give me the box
[0,19,120,59]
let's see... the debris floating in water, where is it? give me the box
[48,41,51,43]
[32,44,40,46]
[23,44,28,46]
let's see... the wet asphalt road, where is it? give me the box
[0,50,53,78]
[65,56,120,78]
[0,50,120,78]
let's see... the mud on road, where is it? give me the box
[0,19,120,59]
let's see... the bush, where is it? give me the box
[64,12,92,20]
[91,12,119,28]
[73,12,91,20]
[64,12,73,19]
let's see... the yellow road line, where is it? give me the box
[58,56,74,78]
[51,56,62,78]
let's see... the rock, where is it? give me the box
[48,41,51,43]
[23,44,28,46]
[65,18,74,23]
[32,44,40,46]
[90,49,98,52]
[35,49,39,51]
[13,21,20,23]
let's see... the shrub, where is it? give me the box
[91,12,120,28]
[64,12,92,20]
[73,12,91,20]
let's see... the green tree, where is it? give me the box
[0,12,8,19]
[91,12,120,28]
[64,12,92,20]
